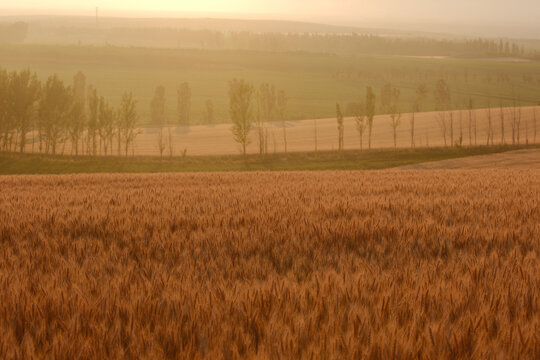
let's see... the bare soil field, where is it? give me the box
[131,106,540,156]
[0,170,539,358]
[400,148,540,169]
[24,106,539,157]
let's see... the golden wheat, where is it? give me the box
[0,170,539,359]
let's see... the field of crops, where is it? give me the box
[2,43,540,123]
[0,170,538,358]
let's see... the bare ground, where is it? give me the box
[23,106,540,157]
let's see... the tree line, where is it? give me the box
[42,23,536,59]
[228,78,538,155]
[337,79,538,151]
[0,69,138,156]
[1,68,537,158]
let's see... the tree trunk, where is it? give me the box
[368,125,372,150]
[19,124,26,153]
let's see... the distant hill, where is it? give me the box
[0,15,421,37]
[1,15,538,56]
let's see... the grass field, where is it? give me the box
[2,43,540,124]
[399,148,540,169]
[1,145,535,175]
[0,170,538,358]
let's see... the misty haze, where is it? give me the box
[0,1,539,359]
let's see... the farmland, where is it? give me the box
[14,106,540,157]
[2,43,540,124]
[399,148,540,169]
[0,145,537,175]
[115,106,540,156]
[0,170,539,358]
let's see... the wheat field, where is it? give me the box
[0,170,539,359]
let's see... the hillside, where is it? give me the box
[1,43,539,124]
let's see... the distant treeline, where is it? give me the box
[42,25,533,58]
[0,22,28,43]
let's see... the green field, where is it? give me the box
[1,43,540,124]
[0,145,534,174]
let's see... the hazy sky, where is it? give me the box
[3,1,539,29]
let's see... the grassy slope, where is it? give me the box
[1,44,540,124]
[0,145,535,175]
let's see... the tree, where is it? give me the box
[354,101,367,150]
[277,90,287,153]
[365,86,376,149]
[485,101,494,146]
[87,87,99,155]
[511,98,518,145]
[68,72,87,156]
[151,85,166,158]
[167,126,174,158]
[0,69,11,152]
[259,83,276,123]
[67,101,85,156]
[39,75,72,155]
[151,86,166,125]
[203,99,215,124]
[10,69,40,153]
[466,97,474,146]
[255,90,267,156]
[389,89,402,150]
[336,103,344,151]
[98,97,115,156]
[411,84,427,149]
[229,79,254,156]
[434,79,450,147]
[118,92,138,157]
[256,84,278,154]
[177,83,191,125]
